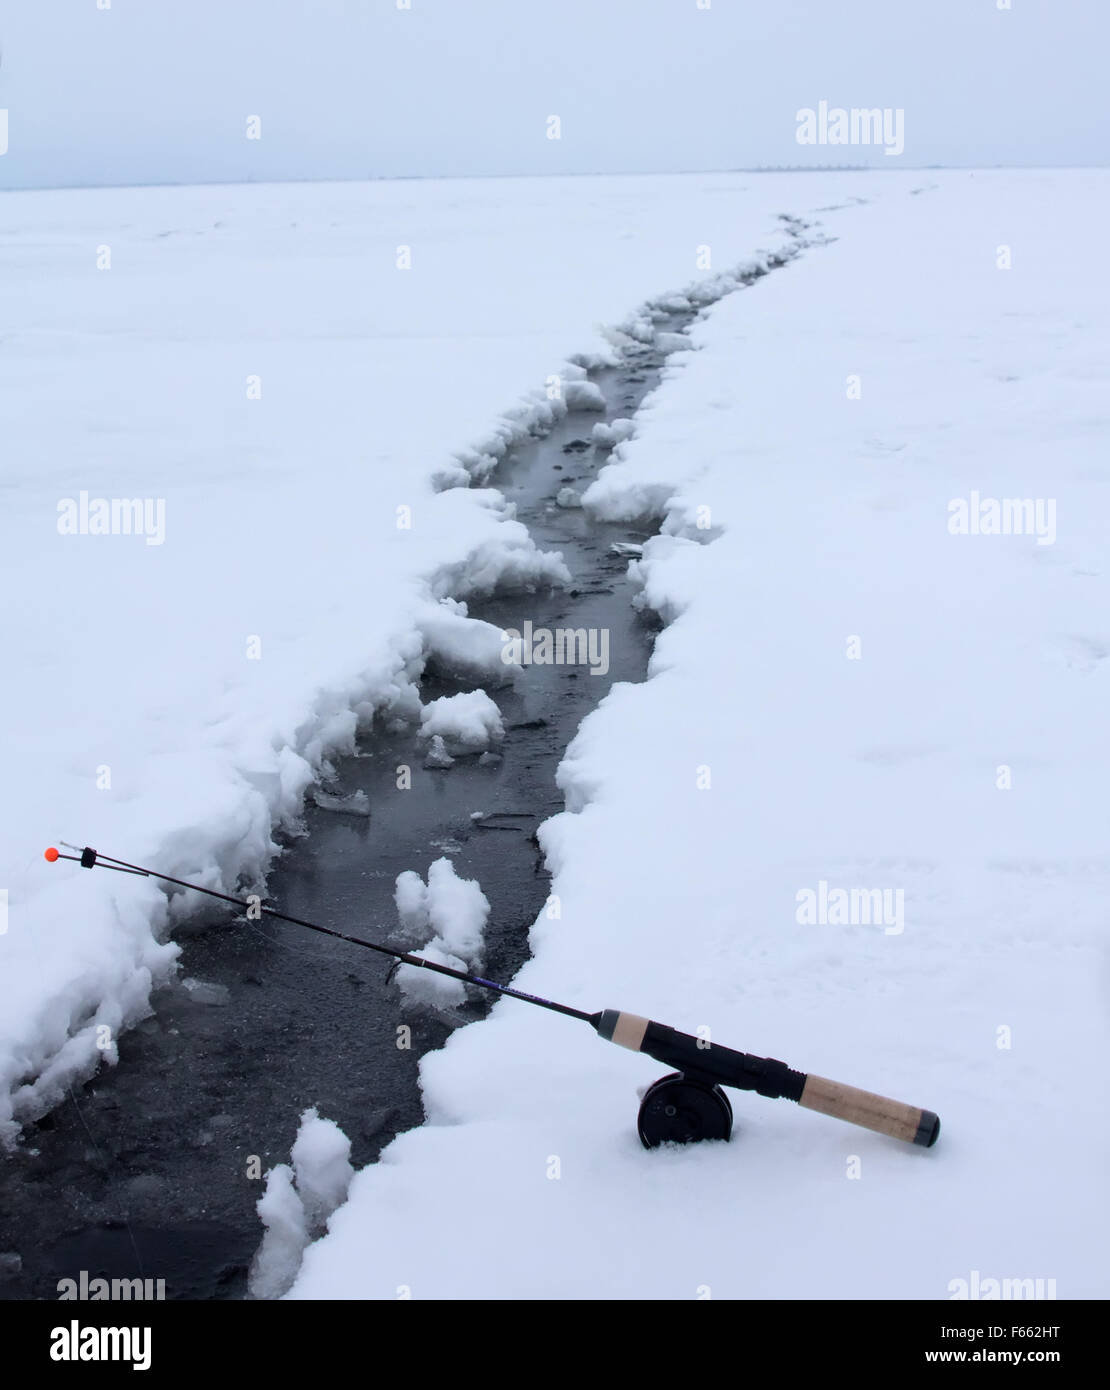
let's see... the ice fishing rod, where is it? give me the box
[46,844,940,1152]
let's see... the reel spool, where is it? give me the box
[637,1071,734,1149]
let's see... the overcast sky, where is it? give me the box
[1,0,1106,190]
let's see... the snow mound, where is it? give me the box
[563,380,606,412]
[418,597,521,683]
[429,492,571,597]
[393,869,430,939]
[422,858,490,965]
[248,1164,306,1301]
[592,418,635,448]
[653,293,693,313]
[291,1107,354,1234]
[555,487,583,509]
[249,1108,354,1299]
[581,474,678,524]
[394,858,490,1007]
[396,942,469,1009]
[418,690,504,753]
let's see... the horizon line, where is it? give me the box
[3,161,1107,197]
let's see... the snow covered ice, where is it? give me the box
[286,171,1110,1300]
[0,172,806,1143]
[2,51,1106,1309]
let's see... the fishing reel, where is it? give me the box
[637,1071,734,1149]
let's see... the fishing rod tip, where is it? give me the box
[44,847,59,862]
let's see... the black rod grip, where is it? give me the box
[594,1010,805,1100]
[595,1010,940,1146]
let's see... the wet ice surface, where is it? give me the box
[0,328,683,1301]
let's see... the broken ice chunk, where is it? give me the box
[181,977,231,1006]
[423,734,455,769]
[310,788,371,816]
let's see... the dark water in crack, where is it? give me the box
[0,317,694,1302]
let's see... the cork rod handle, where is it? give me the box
[798,1073,939,1147]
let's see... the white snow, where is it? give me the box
[418,691,505,753]
[418,599,520,684]
[395,944,470,1011]
[249,1107,353,1298]
[291,1107,354,1235]
[394,858,490,1008]
[562,380,606,412]
[289,170,1110,1300]
[592,418,635,448]
[652,332,693,355]
[1,171,823,1141]
[248,1164,306,1301]
[555,487,584,509]
[393,869,431,940]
